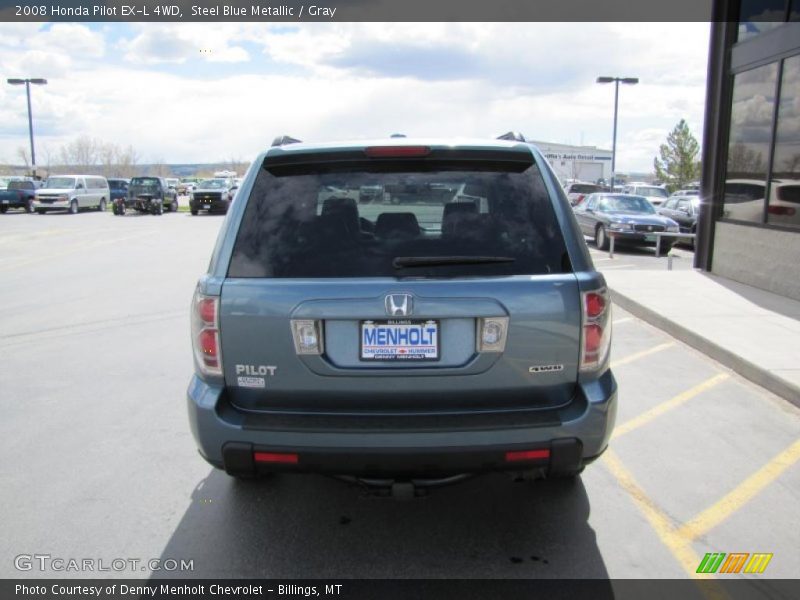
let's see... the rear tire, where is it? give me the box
[69,200,79,215]
[595,225,609,250]
[98,199,107,212]
[190,207,198,216]
[26,199,35,213]
[0,206,7,214]
[169,198,178,212]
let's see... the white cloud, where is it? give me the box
[0,22,711,172]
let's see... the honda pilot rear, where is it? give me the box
[187,135,617,487]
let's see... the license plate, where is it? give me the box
[645,234,656,242]
[1,200,8,204]
[360,319,439,361]
[203,204,210,209]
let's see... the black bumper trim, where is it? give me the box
[221,438,584,479]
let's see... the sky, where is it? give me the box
[0,22,711,173]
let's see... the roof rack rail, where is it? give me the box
[497,131,527,142]
[389,133,407,138]
[271,135,303,147]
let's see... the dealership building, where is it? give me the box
[697,4,800,300]
[530,140,613,185]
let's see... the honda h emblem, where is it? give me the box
[385,294,413,317]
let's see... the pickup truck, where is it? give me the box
[0,180,42,213]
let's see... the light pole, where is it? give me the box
[596,76,638,188]
[7,78,48,178]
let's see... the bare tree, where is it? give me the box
[148,158,172,178]
[59,136,99,171]
[98,142,118,177]
[16,146,30,172]
[727,142,765,176]
[115,145,140,178]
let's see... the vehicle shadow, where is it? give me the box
[153,468,610,579]
[700,272,800,320]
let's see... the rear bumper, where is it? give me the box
[186,370,617,477]
[1,196,27,208]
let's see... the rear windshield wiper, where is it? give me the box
[393,256,516,268]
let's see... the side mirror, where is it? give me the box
[76,183,84,190]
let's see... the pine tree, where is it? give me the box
[653,120,701,192]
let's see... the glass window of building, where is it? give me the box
[769,54,800,228]
[738,0,788,41]
[724,63,778,223]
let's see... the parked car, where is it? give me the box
[165,178,180,194]
[723,178,800,228]
[621,183,669,207]
[33,175,110,214]
[107,178,130,204]
[564,181,603,206]
[0,179,42,213]
[178,178,199,194]
[574,193,680,251]
[189,178,234,215]
[358,185,384,203]
[114,176,178,215]
[670,188,699,197]
[658,195,700,248]
[186,135,617,491]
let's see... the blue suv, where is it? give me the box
[187,133,616,489]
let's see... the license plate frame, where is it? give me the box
[359,319,440,361]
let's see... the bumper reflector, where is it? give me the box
[254,452,299,464]
[505,449,550,462]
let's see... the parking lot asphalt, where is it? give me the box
[1,210,798,581]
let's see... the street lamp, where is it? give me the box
[7,77,48,178]
[596,76,638,188]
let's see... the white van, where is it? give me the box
[33,175,110,214]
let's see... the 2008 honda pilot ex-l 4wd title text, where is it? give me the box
[187,135,617,487]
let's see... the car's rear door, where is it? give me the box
[219,147,583,415]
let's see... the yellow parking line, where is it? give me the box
[613,374,730,439]
[602,450,714,581]
[612,342,674,368]
[677,438,800,542]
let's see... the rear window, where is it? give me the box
[131,177,160,187]
[229,160,568,278]
[776,185,800,204]
[8,181,33,190]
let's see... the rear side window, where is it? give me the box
[570,184,601,194]
[229,160,568,278]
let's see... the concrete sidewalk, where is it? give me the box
[604,269,800,407]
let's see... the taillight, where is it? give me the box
[768,205,796,216]
[191,290,222,376]
[580,289,611,371]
